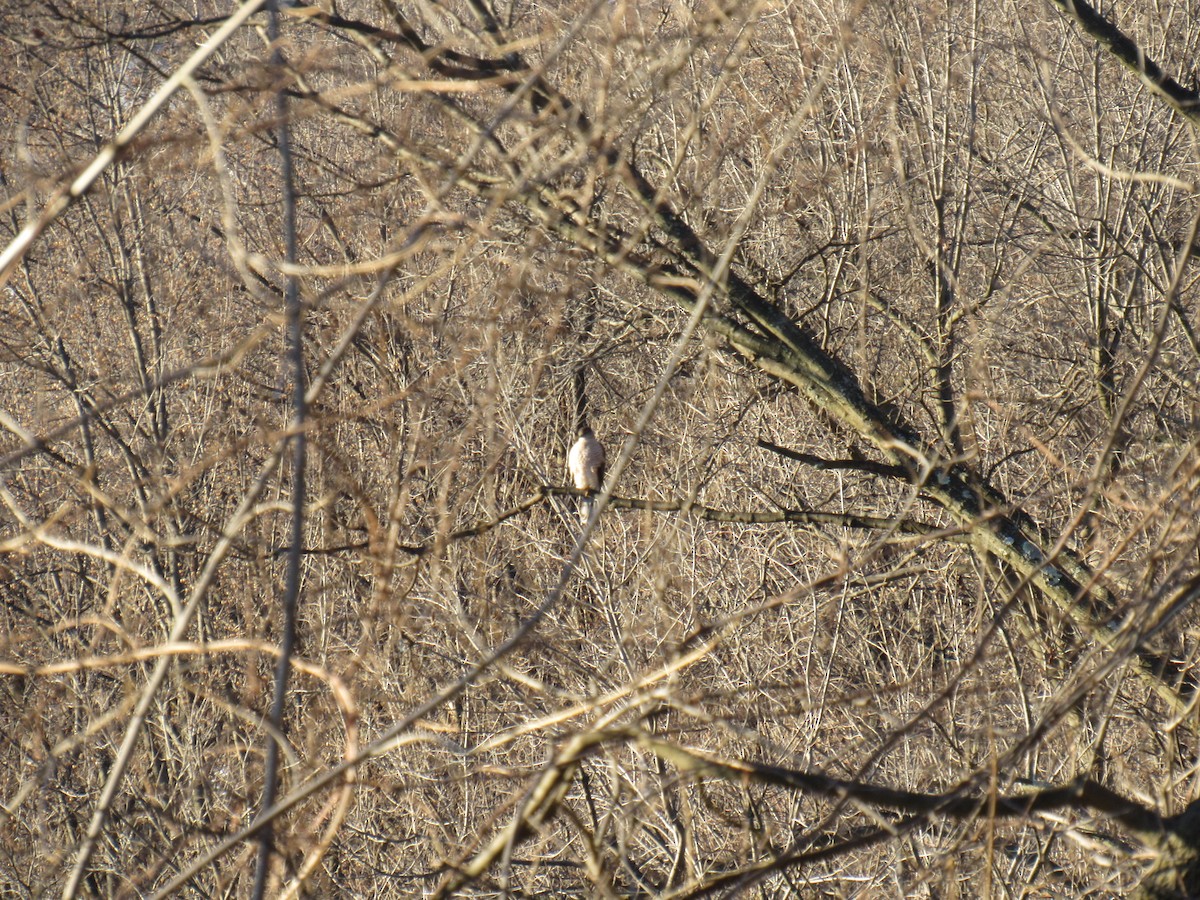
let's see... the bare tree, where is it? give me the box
[2,0,1200,896]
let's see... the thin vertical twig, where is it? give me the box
[252,2,307,896]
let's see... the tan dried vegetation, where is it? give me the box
[2,0,1200,896]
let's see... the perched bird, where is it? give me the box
[568,423,606,523]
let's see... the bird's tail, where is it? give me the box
[579,495,595,528]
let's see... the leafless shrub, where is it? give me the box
[3,0,1200,896]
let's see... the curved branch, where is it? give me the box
[0,0,270,290]
[1046,0,1200,127]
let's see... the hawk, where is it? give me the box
[568,423,606,523]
